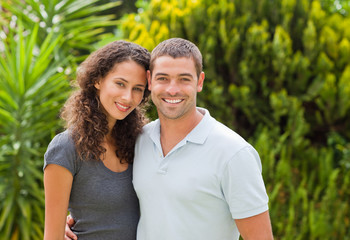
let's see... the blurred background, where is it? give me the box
[0,0,349,239]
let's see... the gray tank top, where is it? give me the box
[44,130,139,239]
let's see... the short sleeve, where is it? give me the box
[43,130,78,176]
[221,145,269,219]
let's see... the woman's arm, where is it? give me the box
[44,164,73,240]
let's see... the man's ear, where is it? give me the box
[147,70,152,91]
[197,72,205,92]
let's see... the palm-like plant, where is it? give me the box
[1,0,122,61]
[0,1,127,238]
[0,20,71,239]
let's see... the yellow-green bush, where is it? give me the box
[119,0,350,239]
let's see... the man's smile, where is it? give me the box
[163,98,184,104]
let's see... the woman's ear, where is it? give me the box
[94,81,100,90]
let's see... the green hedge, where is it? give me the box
[119,0,350,239]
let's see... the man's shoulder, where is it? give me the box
[209,119,251,151]
[142,119,158,133]
[200,108,248,146]
[135,119,159,151]
[137,119,159,142]
[212,120,246,141]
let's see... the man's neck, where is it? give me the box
[159,108,204,156]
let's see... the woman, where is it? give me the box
[43,40,150,240]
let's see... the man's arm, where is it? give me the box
[235,210,273,240]
[64,215,77,240]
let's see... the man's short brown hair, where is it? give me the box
[150,38,203,77]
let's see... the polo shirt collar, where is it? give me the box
[185,107,215,144]
[149,107,215,146]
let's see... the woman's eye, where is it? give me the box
[116,82,124,87]
[133,87,144,92]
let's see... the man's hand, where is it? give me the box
[65,215,77,240]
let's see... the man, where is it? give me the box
[133,38,273,240]
[66,38,273,239]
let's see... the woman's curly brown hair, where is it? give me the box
[61,40,150,164]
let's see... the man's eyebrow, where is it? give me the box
[154,72,169,77]
[154,73,194,78]
[178,73,194,78]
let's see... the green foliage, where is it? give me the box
[0,20,71,239]
[0,1,131,237]
[1,0,349,238]
[1,0,122,61]
[119,0,350,238]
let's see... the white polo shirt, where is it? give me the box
[133,108,269,240]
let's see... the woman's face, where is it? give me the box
[95,60,147,128]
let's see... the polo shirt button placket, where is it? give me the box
[157,149,168,174]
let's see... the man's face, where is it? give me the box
[147,56,204,121]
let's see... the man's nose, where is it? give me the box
[166,80,180,96]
